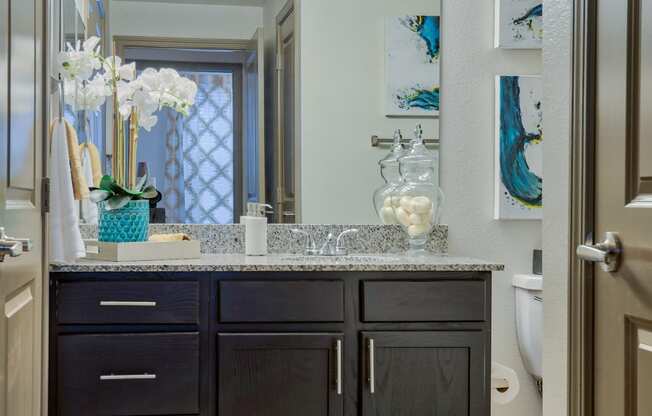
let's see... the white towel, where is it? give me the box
[80,147,98,225]
[49,119,85,263]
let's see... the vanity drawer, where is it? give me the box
[362,279,487,322]
[219,280,344,322]
[57,281,199,324]
[57,332,200,416]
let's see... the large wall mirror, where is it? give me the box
[55,0,441,225]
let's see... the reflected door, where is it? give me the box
[274,1,297,223]
[593,1,652,415]
[0,0,44,415]
[244,28,266,206]
[128,58,244,224]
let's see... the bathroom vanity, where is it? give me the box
[49,254,502,416]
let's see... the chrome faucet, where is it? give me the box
[292,228,359,256]
[291,229,319,255]
[318,232,337,256]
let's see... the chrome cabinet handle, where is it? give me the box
[367,338,375,394]
[335,339,342,395]
[99,373,156,381]
[576,231,622,272]
[99,301,157,307]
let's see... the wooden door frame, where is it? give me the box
[569,0,597,415]
[113,36,256,220]
[274,0,300,223]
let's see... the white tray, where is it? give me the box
[84,239,201,262]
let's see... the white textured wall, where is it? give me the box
[542,1,572,416]
[110,1,263,39]
[298,0,440,224]
[439,2,542,415]
[294,1,545,413]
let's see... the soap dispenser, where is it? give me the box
[241,203,273,256]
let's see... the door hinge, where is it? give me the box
[42,177,50,213]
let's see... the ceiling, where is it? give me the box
[113,0,265,6]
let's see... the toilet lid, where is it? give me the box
[512,274,543,290]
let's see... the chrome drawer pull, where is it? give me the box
[99,373,156,381]
[99,301,157,307]
[335,339,342,395]
[368,338,375,394]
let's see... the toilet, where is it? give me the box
[513,274,543,383]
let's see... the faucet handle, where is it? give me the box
[335,229,359,256]
[291,229,319,255]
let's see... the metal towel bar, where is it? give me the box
[371,135,439,147]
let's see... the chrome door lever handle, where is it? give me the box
[0,227,32,252]
[576,232,622,272]
[577,244,607,263]
[0,240,22,262]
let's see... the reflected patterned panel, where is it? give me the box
[163,72,235,224]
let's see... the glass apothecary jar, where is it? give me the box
[373,131,406,224]
[393,126,444,254]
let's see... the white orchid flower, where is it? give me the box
[138,68,161,91]
[178,78,198,104]
[119,62,137,81]
[103,56,136,82]
[83,36,102,53]
[133,89,159,115]
[57,37,102,81]
[57,35,197,133]
[102,55,122,74]
[158,68,180,85]
[63,75,110,112]
[138,113,158,131]
[86,73,112,98]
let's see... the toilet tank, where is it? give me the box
[512,274,543,380]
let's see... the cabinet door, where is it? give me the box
[361,332,488,416]
[219,333,343,416]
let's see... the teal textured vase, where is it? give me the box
[98,200,150,242]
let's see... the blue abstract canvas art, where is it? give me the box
[495,75,543,220]
[385,15,440,116]
[495,0,543,49]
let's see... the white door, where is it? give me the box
[0,0,45,414]
[576,1,652,414]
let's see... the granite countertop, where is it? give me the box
[49,253,504,273]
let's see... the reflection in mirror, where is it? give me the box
[56,0,440,225]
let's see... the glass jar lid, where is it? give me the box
[378,129,406,166]
[399,124,437,181]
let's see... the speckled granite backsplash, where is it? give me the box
[79,224,448,254]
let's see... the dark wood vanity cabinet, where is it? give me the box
[219,333,344,416]
[50,271,491,416]
[360,331,487,416]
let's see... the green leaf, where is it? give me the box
[99,175,115,191]
[106,195,131,210]
[135,174,148,192]
[111,181,144,197]
[89,189,111,203]
[140,185,158,199]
